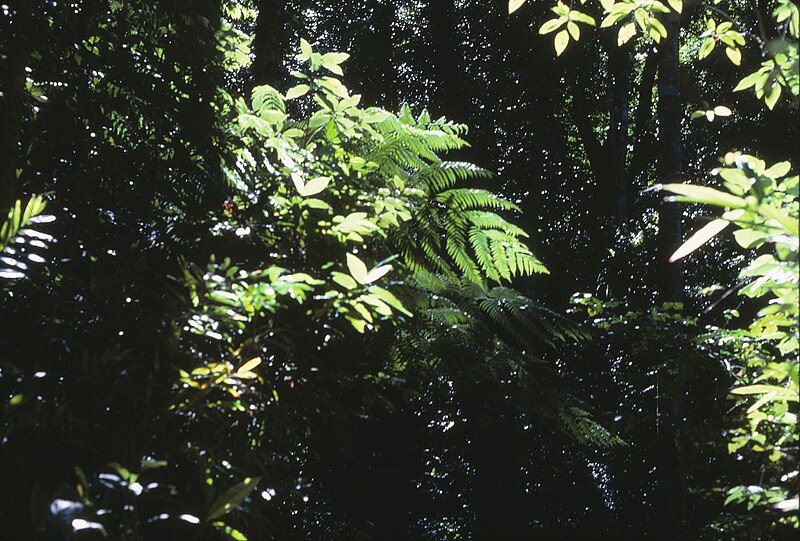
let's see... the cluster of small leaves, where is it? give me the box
[517,0,798,112]
[512,0,683,52]
[598,0,681,45]
[536,1,597,56]
[698,18,746,66]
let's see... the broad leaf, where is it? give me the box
[554,29,569,56]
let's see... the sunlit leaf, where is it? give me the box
[669,219,729,262]
[539,18,564,35]
[554,29,570,56]
[618,22,636,45]
[725,46,742,65]
[236,357,262,376]
[284,84,309,100]
[346,253,368,284]
[508,0,526,14]
[301,177,330,197]
[667,0,682,13]
[661,183,748,208]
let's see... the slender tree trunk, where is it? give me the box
[655,12,688,541]
[0,0,32,210]
[606,42,631,225]
[656,13,684,304]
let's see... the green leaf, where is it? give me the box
[260,109,286,124]
[730,384,797,398]
[331,271,357,290]
[725,46,742,65]
[732,228,769,249]
[508,0,526,14]
[301,176,331,197]
[567,21,580,40]
[764,82,781,110]
[368,285,412,316]
[539,18,565,35]
[733,71,763,92]
[236,357,262,377]
[317,77,350,99]
[698,38,715,59]
[302,198,330,210]
[648,17,668,41]
[764,161,791,178]
[308,111,331,129]
[618,22,636,45]
[364,264,393,284]
[661,183,747,208]
[571,11,596,25]
[284,84,310,100]
[554,29,570,56]
[346,253,368,284]
[206,477,262,522]
[667,0,682,13]
[299,38,313,60]
[600,0,616,12]
[346,253,392,285]
[321,52,350,75]
[758,202,798,235]
[669,219,729,262]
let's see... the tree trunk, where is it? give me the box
[0,0,32,210]
[656,13,684,304]
[655,12,688,541]
[252,0,294,87]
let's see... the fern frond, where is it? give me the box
[436,188,520,212]
[558,406,625,448]
[414,162,493,192]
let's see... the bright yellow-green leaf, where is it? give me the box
[554,29,570,55]
[725,46,742,65]
[668,0,682,12]
[600,0,616,12]
[713,105,732,116]
[567,21,580,40]
[618,22,636,45]
[346,253,368,284]
[508,0,526,14]
[730,384,797,398]
[539,18,565,35]
[669,219,729,262]
[764,82,781,110]
[698,38,715,59]
[331,271,358,290]
[347,316,367,333]
[299,38,313,60]
[764,161,791,178]
[284,84,309,100]
[236,357,262,376]
[661,183,748,208]
[363,264,392,284]
[301,177,331,197]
